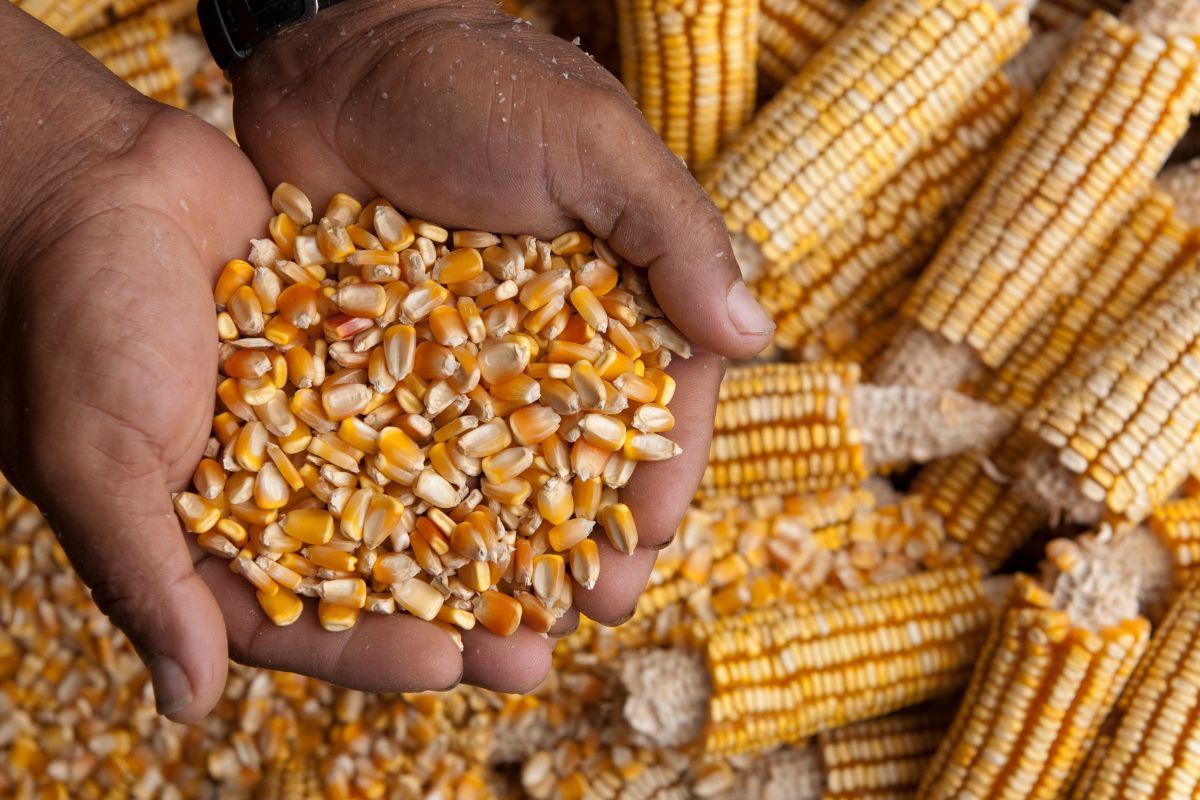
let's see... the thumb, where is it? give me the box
[554,93,774,359]
[38,467,228,722]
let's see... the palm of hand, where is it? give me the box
[231,4,744,667]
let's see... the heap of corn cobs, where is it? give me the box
[9,0,1200,797]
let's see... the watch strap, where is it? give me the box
[198,0,341,70]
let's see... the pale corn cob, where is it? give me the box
[698,564,994,754]
[1017,260,1200,528]
[703,363,1009,498]
[911,180,1197,567]
[620,565,995,755]
[917,560,1151,800]
[886,2,1200,389]
[1071,577,1200,800]
[818,700,958,800]
[706,0,1031,277]
[615,0,759,171]
[757,0,857,94]
[748,73,1024,357]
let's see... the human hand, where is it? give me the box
[229,0,775,687]
[0,5,476,722]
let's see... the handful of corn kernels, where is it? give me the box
[172,183,685,640]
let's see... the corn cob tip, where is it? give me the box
[873,324,983,391]
[620,649,710,748]
[1040,527,1169,629]
[1157,158,1200,225]
[1121,0,1200,37]
[1014,443,1106,525]
[852,383,1011,470]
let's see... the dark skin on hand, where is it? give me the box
[0,0,774,723]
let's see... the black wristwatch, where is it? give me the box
[197,0,344,70]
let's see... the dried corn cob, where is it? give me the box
[1071,577,1200,800]
[75,12,170,58]
[706,0,1031,277]
[703,363,1009,499]
[886,2,1200,389]
[181,185,685,634]
[917,550,1152,800]
[1018,260,1200,528]
[1148,496,1200,588]
[615,0,759,171]
[620,565,995,755]
[756,0,857,94]
[818,700,957,800]
[911,176,1197,567]
[748,72,1023,358]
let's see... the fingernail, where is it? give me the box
[604,607,637,628]
[148,656,193,717]
[726,281,774,336]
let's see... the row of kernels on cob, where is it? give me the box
[703,362,1007,499]
[706,0,1032,274]
[749,72,1024,359]
[615,564,995,756]
[615,0,760,172]
[882,0,1200,389]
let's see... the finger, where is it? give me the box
[572,541,657,625]
[557,96,774,360]
[549,607,580,638]
[621,351,724,550]
[460,624,554,693]
[196,558,463,692]
[39,473,228,723]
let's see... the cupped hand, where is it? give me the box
[230,0,775,682]
[0,4,556,722]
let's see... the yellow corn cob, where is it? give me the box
[1071,578,1200,800]
[705,0,1031,276]
[894,6,1200,384]
[918,572,1150,800]
[75,14,170,59]
[749,72,1023,357]
[704,363,1009,498]
[705,362,867,497]
[910,445,1044,570]
[1019,261,1200,527]
[691,564,994,754]
[757,0,857,94]
[818,700,958,800]
[1148,496,1200,588]
[912,185,1197,567]
[615,0,759,171]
